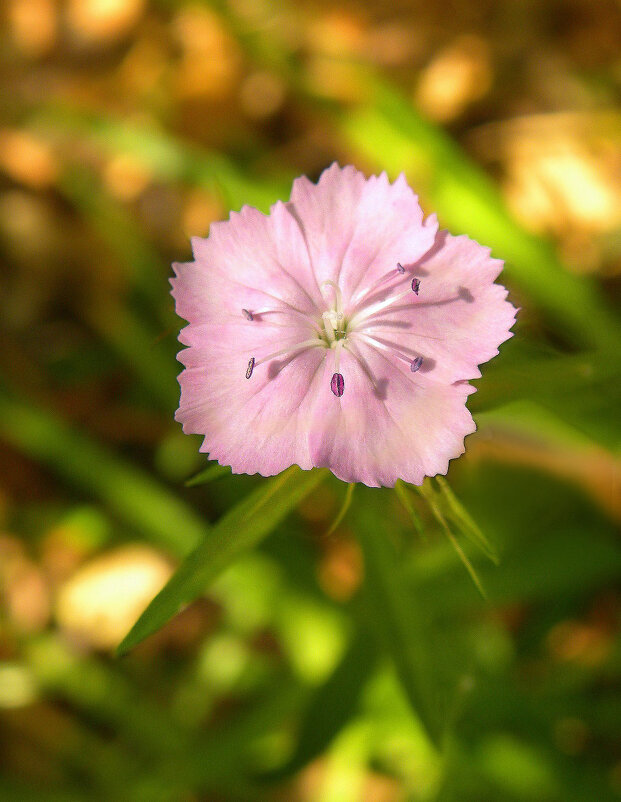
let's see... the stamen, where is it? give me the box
[322,312,336,344]
[331,372,344,397]
[353,332,419,372]
[245,339,324,379]
[242,306,322,334]
[333,338,343,368]
[350,262,408,307]
[348,280,420,330]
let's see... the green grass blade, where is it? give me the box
[0,391,207,554]
[324,482,356,537]
[32,106,289,213]
[434,476,499,563]
[353,489,445,748]
[117,466,327,654]
[185,463,232,487]
[416,482,488,598]
[340,78,621,352]
[395,479,426,540]
[267,630,377,779]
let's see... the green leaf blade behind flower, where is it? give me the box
[31,105,289,214]
[415,480,489,597]
[352,488,446,749]
[433,476,499,564]
[324,482,356,537]
[265,630,378,780]
[117,466,328,655]
[340,78,621,354]
[185,463,232,487]
[0,391,207,555]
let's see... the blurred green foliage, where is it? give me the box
[1,0,620,800]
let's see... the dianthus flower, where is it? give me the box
[172,164,516,487]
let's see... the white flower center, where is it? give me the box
[243,263,425,396]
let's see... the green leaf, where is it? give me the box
[117,466,327,655]
[434,476,498,563]
[352,489,445,748]
[324,482,356,536]
[266,630,377,779]
[340,78,621,353]
[32,106,289,213]
[394,479,426,540]
[0,391,207,554]
[416,482,488,598]
[185,463,232,487]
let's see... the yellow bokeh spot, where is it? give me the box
[240,71,286,119]
[56,544,172,650]
[172,6,241,99]
[103,153,152,201]
[0,129,58,189]
[67,0,145,43]
[182,189,225,238]
[416,35,492,122]
[7,0,57,57]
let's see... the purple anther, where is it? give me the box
[242,308,254,321]
[411,277,421,295]
[396,262,405,274]
[245,357,255,379]
[410,356,424,373]
[331,372,344,397]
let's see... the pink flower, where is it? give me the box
[172,164,516,487]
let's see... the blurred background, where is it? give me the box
[1,0,620,799]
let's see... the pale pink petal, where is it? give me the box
[172,201,323,326]
[173,165,515,486]
[306,343,476,487]
[176,324,327,475]
[358,231,517,383]
[289,165,437,299]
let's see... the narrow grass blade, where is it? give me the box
[185,463,231,487]
[395,479,426,540]
[117,466,327,655]
[324,483,356,537]
[353,490,445,748]
[0,391,207,554]
[434,476,498,563]
[417,483,487,598]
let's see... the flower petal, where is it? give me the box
[361,231,517,383]
[172,167,515,486]
[171,201,324,326]
[289,164,437,302]
[306,342,476,487]
[176,321,328,476]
